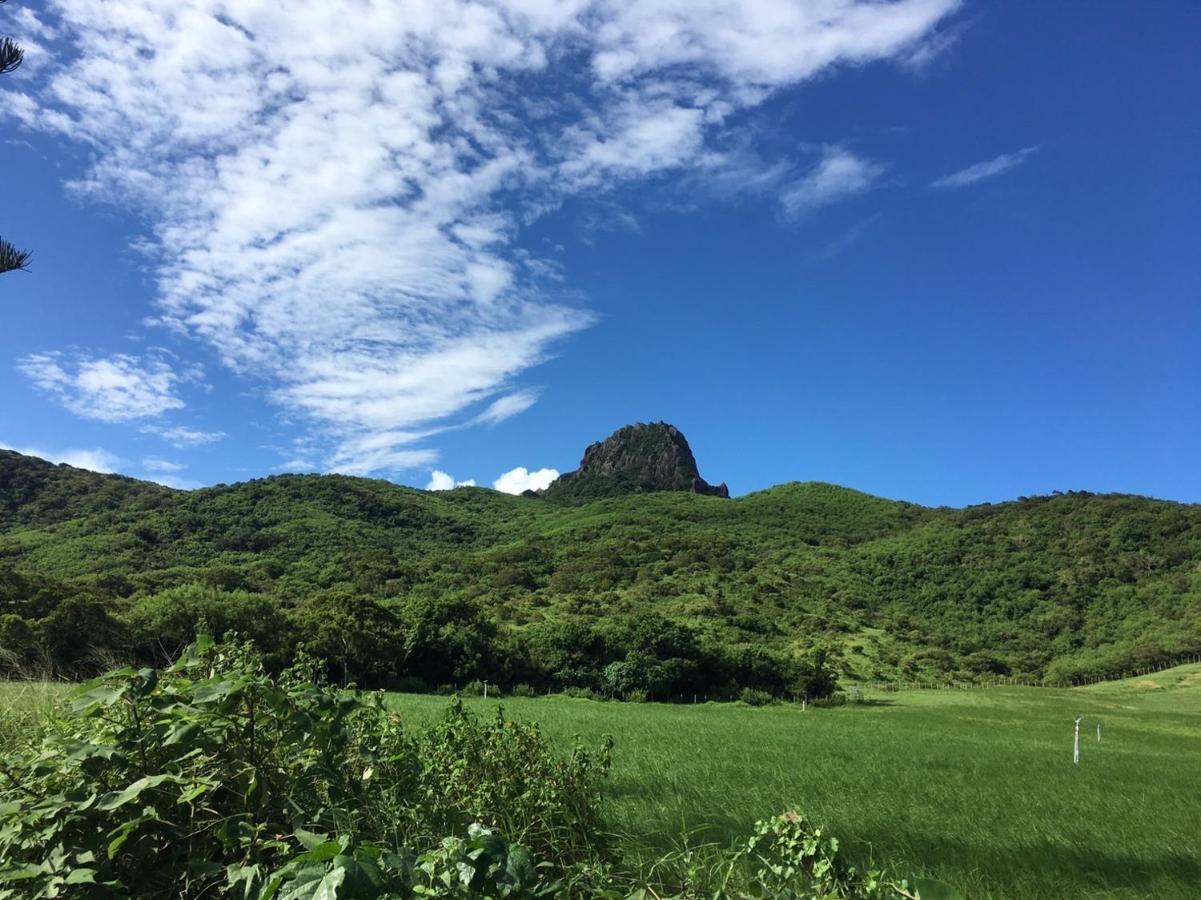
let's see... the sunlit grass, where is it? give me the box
[4,669,1197,897]
[0,679,65,748]
[388,666,1201,899]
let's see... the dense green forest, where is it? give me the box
[1,448,1199,694]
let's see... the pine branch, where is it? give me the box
[0,35,20,76]
[0,237,31,274]
[1,3,31,276]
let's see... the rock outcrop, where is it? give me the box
[540,422,729,500]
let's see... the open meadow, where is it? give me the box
[385,665,1201,899]
[1,665,1197,897]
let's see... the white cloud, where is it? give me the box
[0,440,122,474]
[139,473,203,490]
[780,148,884,216]
[276,458,318,473]
[141,424,227,447]
[473,389,540,426]
[17,351,187,423]
[493,465,559,494]
[559,98,707,189]
[807,212,883,263]
[426,469,477,490]
[12,0,957,474]
[588,0,961,85]
[900,17,972,73]
[324,429,439,477]
[931,145,1039,189]
[141,456,185,473]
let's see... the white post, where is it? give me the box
[1097,722,1101,742]
[1074,716,1082,764]
[483,680,488,700]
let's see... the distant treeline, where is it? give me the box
[0,573,838,701]
[3,449,1201,690]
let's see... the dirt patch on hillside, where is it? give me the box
[1175,672,1201,687]
[1135,680,1160,690]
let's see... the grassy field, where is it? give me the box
[2,667,1197,898]
[385,665,1201,899]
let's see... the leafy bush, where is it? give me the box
[715,811,962,899]
[738,687,775,707]
[392,674,430,694]
[561,686,603,701]
[257,824,560,899]
[0,635,611,897]
[604,812,959,900]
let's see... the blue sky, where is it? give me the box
[1,1,1198,506]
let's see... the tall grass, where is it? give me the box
[4,666,1197,897]
[0,680,64,748]
[387,664,1201,899]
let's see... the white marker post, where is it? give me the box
[1074,715,1083,764]
[1097,722,1101,743]
[483,680,489,701]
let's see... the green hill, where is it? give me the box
[1,445,1199,692]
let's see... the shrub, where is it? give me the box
[512,683,537,698]
[244,824,558,898]
[462,679,486,695]
[392,674,430,694]
[561,686,603,701]
[718,811,958,899]
[0,635,611,897]
[738,687,775,707]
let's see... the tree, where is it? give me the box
[291,589,403,685]
[397,595,497,686]
[1,0,30,274]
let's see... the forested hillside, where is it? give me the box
[2,448,1199,693]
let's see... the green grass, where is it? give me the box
[387,665,1201,899]
[4,669,1197,897]
[0,680,64,748]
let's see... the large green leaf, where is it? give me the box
[96,774,180,811]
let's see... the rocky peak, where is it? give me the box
[539,422,729,500]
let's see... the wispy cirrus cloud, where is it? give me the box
[140,424,226,448]
[7,0,958,475]
[141,456,185,473]
[474,389,541,426]
[17,351,189,423]
[781,148,885,217]
[931,145,1039,189]
[807,212,884,263]
[900,16,974,73]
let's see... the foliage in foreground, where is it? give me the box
[0,636,610,897]
[0,638,956,899]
